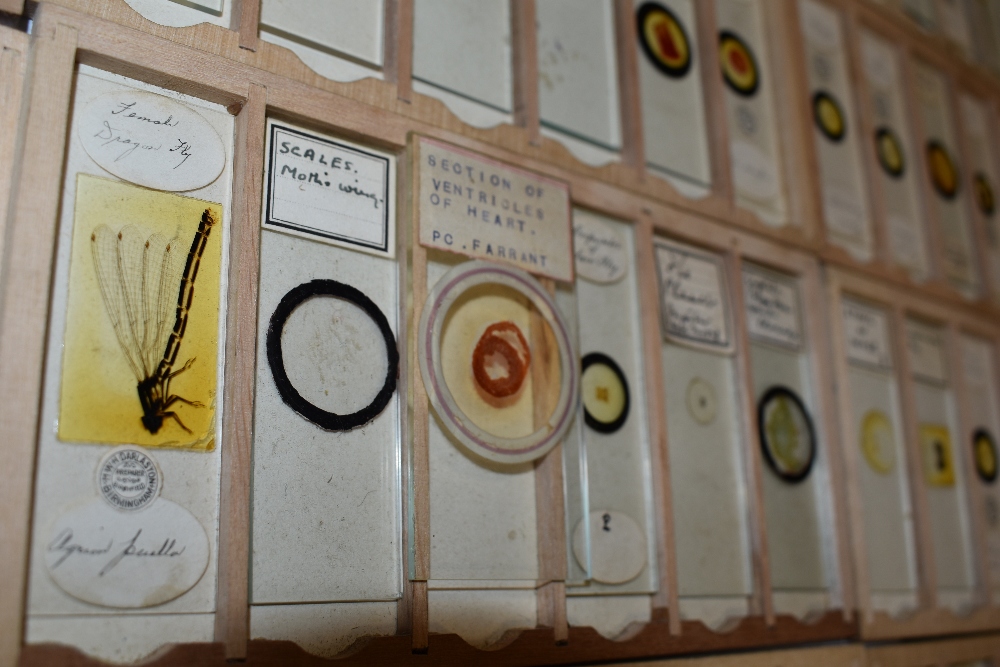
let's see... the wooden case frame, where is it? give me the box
[22,0,1000,322]
[810,0,1000,314]
[0,4,860,665]
[867,632,1000,667]
[827,264,1000,640]
[33,0,830,252]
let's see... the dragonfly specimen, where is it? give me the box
[91,208,217,435]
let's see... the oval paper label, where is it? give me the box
[573,214,627,284]
[78,90,226,192]
[45,498,210,608]
[572,510,647,585]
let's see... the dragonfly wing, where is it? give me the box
[142,232,180,374]
[91,224,144,381]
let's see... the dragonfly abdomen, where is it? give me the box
[156,208,216,379]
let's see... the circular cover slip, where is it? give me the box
[719,31,759,97]
[974,428,998,484]
[758,385,816,483]
[927,140,959,199]
[813,90,846,142]
[419,260,579,465]
[875,127,905,178]
[581,352,630,434]
[636,2,692,79]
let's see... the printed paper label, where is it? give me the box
[654,239,733,353]
[743,267,802,350]
[416,136,572,281]
[265,123,394,257]
[842,299,892,370]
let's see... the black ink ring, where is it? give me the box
[581,352,630,434]
[757,385,816,484]
[267,279,399,431]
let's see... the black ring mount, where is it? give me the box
[267,279,399,431]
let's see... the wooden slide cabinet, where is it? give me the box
[0,0,999,666]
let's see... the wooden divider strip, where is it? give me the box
[635,214,680,633]
[897,48,949,290]
[214,81,267,660]
[0,16,78,667]
[945,323,991,607]
[767,0,824,241]
[948,84,995,302]
[409,140,430,649]
[613,0,645,173]
[0,27,29,288]
[0,0,24,14]
[395,146,413,636]
[511,0,540,145]
[384,0,413,103]
[726,248,775,624]
[843,6,891,267]
[532,277,568,642]
[230,0,260,52]
[694,0,734,207]
[804,263,856,617]
[891,304,939,610]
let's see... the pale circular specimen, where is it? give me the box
[281,296,388,415]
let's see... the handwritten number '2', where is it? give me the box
[602,513,612,532]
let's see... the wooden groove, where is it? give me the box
[0,26,29,293]
[805,269,854,618]
[613,0,644,172]
[214,81,267,660]
[694,0,734,207]
[726,248,775,625]
[897,46,950,291]
[0,16,78,667]
[824,269,876,623]
[510,0,540,145]
[28,0,1000,324]
[949,85,995,302]
[635,214,679,630]
[408,136,430,651]
[891,302,939,611]
[230,0,260,52]
[394,141,413,637]
[8,2,1000,663]
[383,0,413,103]
[843,4,892,268]
[18,611,857,667]
[944,322,992,608]
[778,0,828,245]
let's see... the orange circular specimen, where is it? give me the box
[472,321,531,398]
